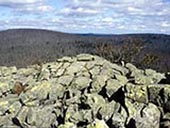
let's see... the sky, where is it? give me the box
[0,0,170,34]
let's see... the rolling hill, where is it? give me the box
[0,28,170,72]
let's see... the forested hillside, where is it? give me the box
[0,29,170,72]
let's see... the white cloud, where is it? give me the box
[101,17,113,22]
[15,5,54,12]
[127,7,142,12]
[0,0,44,5]
[0,0,53,13]
[0,0,45,4]
[59,6,101,17]
[161,21,170,27]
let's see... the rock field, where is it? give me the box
[0,54,170,128]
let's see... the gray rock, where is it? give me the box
[0,115,11,126]
[58,75,74,86]
[66,61,86,75]
[105,79,123,98]
[115,74,128,85]
[125,63,137,72]
[100,65,118,77]
[14,106,29,126]
[0,66,17,76]
[49,83,65,99]
[8,101,22,115]
[26,107,37,126]
[56,68,65,77]
[77,54,95,61]
[0,82,11,95]
[87,119,109,128]
[24,100,39,107]
[29,81,52,100]
[125,98,160,128]
[125,83,149,103]
[148,84,170,111]
[138,103,160,128]
[71,76,91,90]
[81,93,105,115]
[91,75,109,93]
[85,61,97,70]
[98,101,120,121]
[109,62,129,75]
[58,122,77,128]
[0,95,19,115]
[57,56,74,62]
[161,112,170,128]
[89,66,101,77]
[27,106,56,127]
[145,69,165,83]
[134,74,156,84]
[76,70,91,77]
[38,68,51,80]
[112,105,127,128]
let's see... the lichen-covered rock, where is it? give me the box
[125,99,160,128]
[145,69,165,83]
[105,79,123,98]
[26,106,56,127]
[90,75,109,93]
[0,66,17,77]
[87,119,109,128]
[148,84,170,111]
[161,112,170,128]
[66,61,86,75]
[0,95,19,115]
[13,106,29,126]
[125,83,149,103]
[98,101,120,121]
[0,54,169,128]
[58,75,74,86]
[81,93,105,115]
[112,105,127,128]
[77,54,95,61]
[71,76,91,90]
[0,82,11,95]
[58,122,77,128]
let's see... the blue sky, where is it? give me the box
[0,0,170,34]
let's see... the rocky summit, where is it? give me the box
[0,54,170,128]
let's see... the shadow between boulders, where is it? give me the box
[126,118,137,128]
[109,88,129,117]
[98,86,129,115]
[98,86,131,127]
[12,117,24,128]
[159,73,170,84]
[98,85,108,99]
[106,117,117,128]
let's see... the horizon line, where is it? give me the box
[0,28,169,36]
